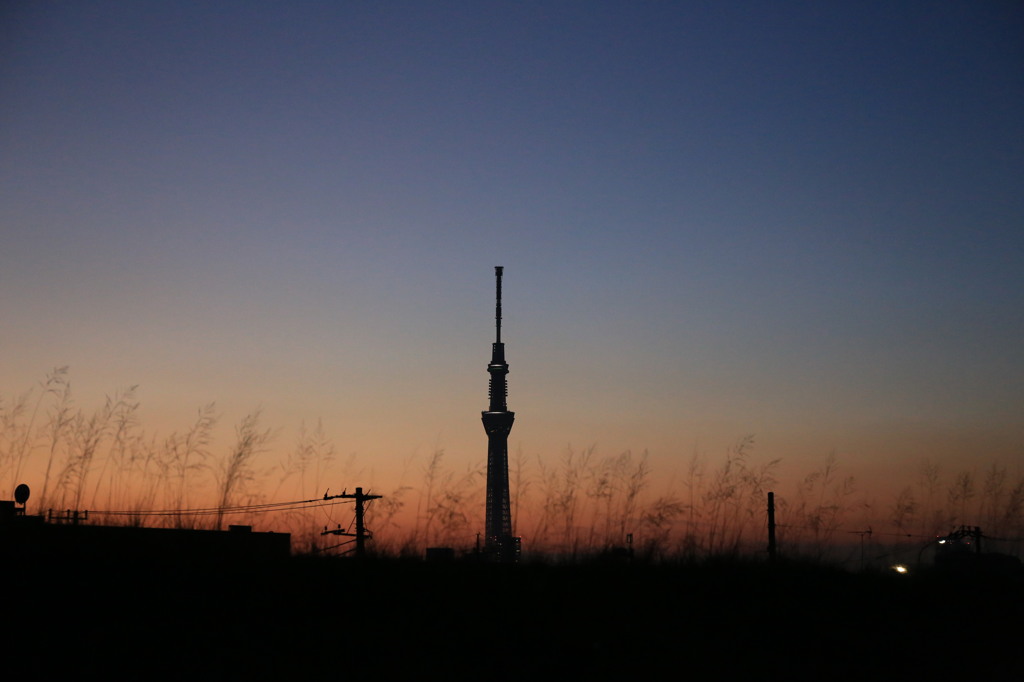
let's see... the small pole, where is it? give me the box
[767,492,777,563]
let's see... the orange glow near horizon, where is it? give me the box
[6,373,1022,562]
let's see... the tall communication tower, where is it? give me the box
[482,266,519,561]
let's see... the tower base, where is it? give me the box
[482,534,521,564]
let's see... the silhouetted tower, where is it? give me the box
[482,266,519,561]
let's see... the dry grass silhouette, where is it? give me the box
[3,369,1022,563]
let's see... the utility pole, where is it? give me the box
[321,487,382,558]
[849,528,873,570]
[767,491,776,563]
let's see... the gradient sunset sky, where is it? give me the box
[2,1,1022,508]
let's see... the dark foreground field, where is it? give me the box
[5,555,1021,680]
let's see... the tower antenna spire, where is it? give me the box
[495,266,502,344]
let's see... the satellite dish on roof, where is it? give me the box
[14,484,30,505]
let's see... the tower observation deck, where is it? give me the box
[482,266,519,562]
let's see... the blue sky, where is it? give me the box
[2,1,1022,501]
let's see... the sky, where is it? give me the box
[2,1,1022,518]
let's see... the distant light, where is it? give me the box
[938,539,946,544]
[892,564,909,575]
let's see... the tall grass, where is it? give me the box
[215,410,273,530]
[3,369,1022,563]
[785,451,861,559]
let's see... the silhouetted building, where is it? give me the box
[0,504,290,563]
[482,266,520,562]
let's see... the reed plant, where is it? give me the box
[786,451,861,559]
[3,369,1023,563]
[215,410,273,529]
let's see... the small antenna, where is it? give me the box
[495,266,503,344]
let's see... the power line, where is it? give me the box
[90,496,354,518]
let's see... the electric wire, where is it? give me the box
[90,496,354,518]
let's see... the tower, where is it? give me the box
[482,266,519,561]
